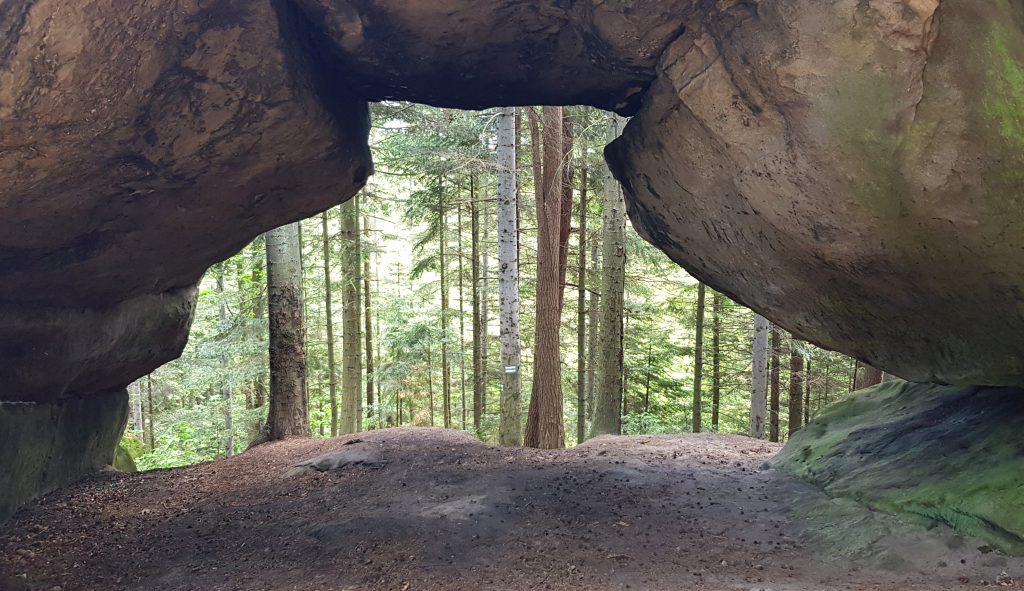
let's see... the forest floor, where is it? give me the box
[2,428,1022,591]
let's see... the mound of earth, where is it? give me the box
[776,379,1024,554]
[1,428,1020,590]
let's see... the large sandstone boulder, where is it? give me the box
[0,0,372,520]
[607,0,1024,385]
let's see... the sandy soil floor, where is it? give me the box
[1,428,1020,591]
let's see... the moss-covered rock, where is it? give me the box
[113,445,138,473]
[775,380,1024,553]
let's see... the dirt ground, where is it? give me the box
[1,428,1021,591]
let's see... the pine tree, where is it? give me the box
[788,340,804,436]
[265,222,310,439]
[590,113,627,438]
[322,210,339,436]
[692,282,706,433]
[340,197,363,435]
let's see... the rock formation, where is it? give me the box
[1,0,1023,519]
[606,0,1024,386]
[776,379,1024,554]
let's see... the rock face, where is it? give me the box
[2,0,1024,519]
[290,0,696,113]
[0,389,128,521]
[606,0,1024,386]
[776,380,1024,554]
[0,0,372,520]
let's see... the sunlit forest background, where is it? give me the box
[124,105,865,469]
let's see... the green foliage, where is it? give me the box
[128,103,863,461]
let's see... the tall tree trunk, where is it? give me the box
[457,201,468,430]
[585,239,600,423]
[363,215,375,424]
[481,183,490,417]
[146,374,156,451]
[322,210,339,437]
[524,106,567,449]
[576,164,589,444]
[439,183,452,430]
[557,111,575,307]
[823,359,832,406]
[804,359,812,425]
[692,282,706,433]
[265,222,310,439]
[750,314,770,439]
[216,265,234,456]
[788,340,804,436]
[711,291,722,432]
[769,325,782,442]
[251,242,268,410]
[131,381,144,432]
[427,341,435,426]
[643,341,653,413]
[496,107,522,446]
[471,177,484,432]
[590,113,627,438]
[340,197,363,435]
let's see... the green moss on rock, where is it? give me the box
[776,380,1024,554]
[113,445,138,473]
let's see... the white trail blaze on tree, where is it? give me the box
[496,107,522,447]
[750,314,770,439]
[266,222,310,439]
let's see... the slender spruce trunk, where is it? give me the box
[439,183,452,429]
[146,375,156,451]
[585,239,600,423]
[788,340,804,436]
[322,210,339,437]
[576,165,589,444]
[711,291,722,432]
[769,325,782,442]
[692,283,706,433]
[481,187,490,417]
[590,113,627,438]
[340,197,363,434]
[457,202,468,430]
[265,222,310,439]
[471,177,484,432]
[216,265,234,456]
[804,359,812,425]
[363,215,375,424]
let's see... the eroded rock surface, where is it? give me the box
[0,0,372,520]
[607,0,1024,385]
[291,0,696,113]
[776,379,1024,554]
